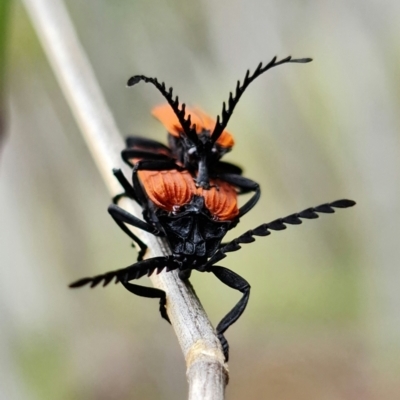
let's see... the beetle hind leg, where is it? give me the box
[209,266,251,361]
[120,281,170,323]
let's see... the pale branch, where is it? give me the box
[22,0,228,398]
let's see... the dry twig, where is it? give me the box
[22,0,228,398]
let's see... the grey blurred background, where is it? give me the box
[1,0,399,399]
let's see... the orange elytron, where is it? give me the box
[152,104,235,149]
[138,168,239,221]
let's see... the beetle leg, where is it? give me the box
[108,204,161,261]
[122,136,173,167]
[214,161,243,176]
[122,149,174,167]
[178,269,192,280]
[112,168,139,204]
[132,159,183,172]
[125,136,172,153]
[108,204,158,233]
[209,266,251,361]
[217,173,260,218]
[119,282,170,323]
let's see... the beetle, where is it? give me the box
[114,132,261,220]
[70,164,356,360]
[121,106,243,184]
[125,55,312,189]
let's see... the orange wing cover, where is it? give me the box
[152,104,235,149]
[138,169,239,221]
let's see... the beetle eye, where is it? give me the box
[211,147,218,153]
[188,147,197,155]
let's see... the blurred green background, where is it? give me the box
[1,0,399,399]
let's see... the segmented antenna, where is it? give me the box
[211,56,313,143]
[69,256,174,288]
[127,75,199,143]
[206,199,355,266]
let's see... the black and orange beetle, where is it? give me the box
[124,55,312,189]
[70,55,356,360]
[70,164,355,359]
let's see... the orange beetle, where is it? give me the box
[126,55,313,189]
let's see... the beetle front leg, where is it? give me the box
[108,204,160,261]
[217,173,261,218]
[119,281,170,323]
[112,168,139,205]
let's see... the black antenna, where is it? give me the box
[210,56,312,143]
[127,75,199,143]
